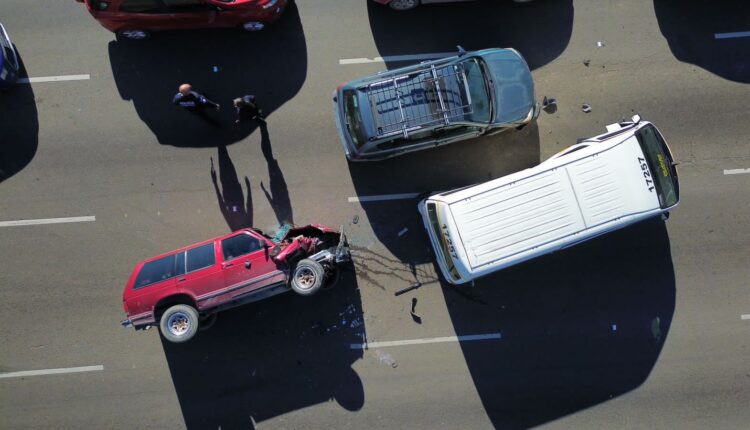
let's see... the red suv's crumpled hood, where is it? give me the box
[280,224,338,242]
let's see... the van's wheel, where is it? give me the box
[159,304,199,343]
[291,259,324,296]
[389,0,420,10]
[116,29,150,40]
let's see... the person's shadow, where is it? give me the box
[259,123,293,225]
[211,145,253,231]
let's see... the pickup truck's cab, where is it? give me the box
[122,224,349,343]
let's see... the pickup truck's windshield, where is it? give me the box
[459,58,491,124]
[342,89,367,148]
[636,124,679,208]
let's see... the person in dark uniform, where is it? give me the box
[233,95,265,124]
[173,83,221,126]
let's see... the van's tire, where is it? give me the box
[389,0,420,10]
[291,259,324,296]
[116,29,151,41]
[159,304,199,343]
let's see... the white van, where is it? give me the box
[418,116,679,285]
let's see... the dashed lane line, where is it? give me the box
[0,365,104,379]
[16,74,91,84]
[741,314,750,321]
[715,31,750,40]
[0,216,96,228]
[340,52,456,65]
[724,168,750,175]
[350,333,502,350]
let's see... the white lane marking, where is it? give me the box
[0,216,96,228]
[741,314,750,320]
[17,74,91,84]
[348,193,421,203]
[715,31,750,40]
[340,52,455,65]
[350,333,502,349]
[0,365,104,379]
[724,168,750,175]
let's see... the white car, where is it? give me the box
[419,116,680,285]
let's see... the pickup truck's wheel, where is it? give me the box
[291,259,324,296]
[159,304,199,343]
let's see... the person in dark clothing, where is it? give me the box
[233,95,265,124]
[173,83,221,127]
[173,83,220,110]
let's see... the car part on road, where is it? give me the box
[159,304,199,343]
[116,29,150,40]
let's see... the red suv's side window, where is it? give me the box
[134,254,178,289]
[221,233,264,261]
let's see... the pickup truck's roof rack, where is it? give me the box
[362,63,473,140]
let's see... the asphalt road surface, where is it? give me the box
[1,1,749,429]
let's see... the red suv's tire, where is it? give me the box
[291,259,324,296]
[159,304,199,343]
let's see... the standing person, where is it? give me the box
[173,83,221,127]
[233,94,265,125]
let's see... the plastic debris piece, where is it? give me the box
[352,214,359,224]
[212,66,220,72]
[542,96,558,114]
[394,282,422,296]
[397,227,409,237]
[612,324,617,332]
[582,103,592,113]
[583,59,591,66]
[597,41,605,47]
[375,350,398,368]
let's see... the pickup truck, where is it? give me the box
[121,224,350,343]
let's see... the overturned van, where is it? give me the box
[418,116,679,285]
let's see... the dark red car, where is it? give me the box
[121,224,350,343]
[76,0,288,40]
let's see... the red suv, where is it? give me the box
[76,0,288,40]
[121,224,350,343]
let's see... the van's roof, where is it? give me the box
[433,129,660,274]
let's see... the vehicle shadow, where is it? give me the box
[347,123,541,265]
[107,1,306,147]
[367,0,574,70]
[654,0,750,83]
[162,267,365,429]
[0,53,38,183]
[442,218,675,428]
[211,144,253,231]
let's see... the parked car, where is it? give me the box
[121,224,350,343]
[75,0,288,40]
[372,0,534,12]
[333,47,538,161]
[0,23,20,90]
[419,116,679,285]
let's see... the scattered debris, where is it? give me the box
[597,41,605,48]
[395,282,422,296]
[375,350,398,368]
[583,59,591,67]
[611,324,617,332]
[352,214,359,224]
[542,96,557,114]
[212,66,220,72]
[582,103,592,113]
[397,227,409,237]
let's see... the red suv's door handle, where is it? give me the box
[224,262,234,268]
[177,278,186,283]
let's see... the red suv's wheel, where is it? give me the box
[291,259,324,296]
[159,304,199,343]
